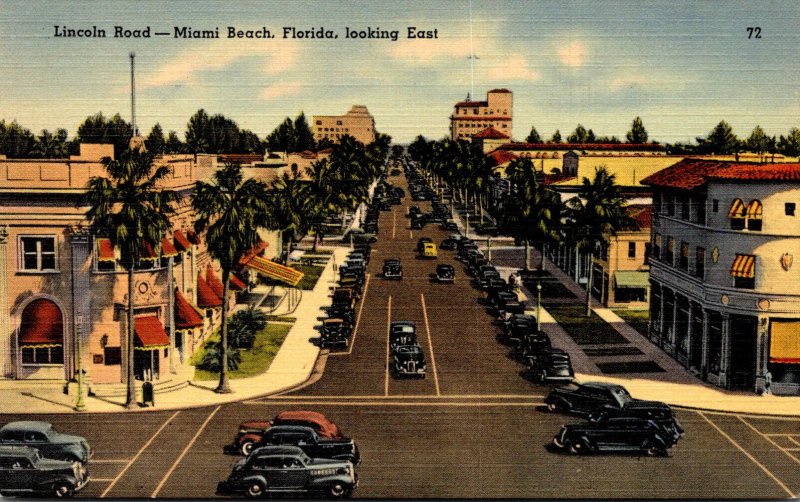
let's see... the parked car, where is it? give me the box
[217,446,357,498]
[435,264,455,283]
[441,220,459,231]
[420,242,438,259]
[391,345,427,379]
[332,287,356,309]
[440,237,460,250]
[526,348,574,383]
[342,228,376,244]
[510,331,552,360]
[252,426,360,464]
[485,277,509,296]
[389,321,417,350]
[588,401,684,438]
[233,411,344,456]
[320,319,351,349]
[410,214,426,229]
[492,291,525,317]
[0,445,89,498]
[0,422,91,464]
[545,382,634,416]
[383,259,403,279]
[477,269,501,290]
[407,205,421,218]
[552,417,680,456]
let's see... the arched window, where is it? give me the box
[728,198,745,230]
[18,299,64,365]
[746,200,763,231]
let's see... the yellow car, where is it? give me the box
[422,242,438,259]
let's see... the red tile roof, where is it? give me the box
[474,127,509,139]
[543,173,577,185]
[455,100,488,107]
[641,158,800,190]
[19,299,63,346]
[497,142,665,152]
[134,316,170,348]
[489,88,512,93]
[488,150,518,166]
[626,205,652,229]
[196,272,222,308]
[175,288,205,329]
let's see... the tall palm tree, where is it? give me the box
[268,165,311,259]
[192,163,270,393]
[568,166,635,316]
[82,149,178,408]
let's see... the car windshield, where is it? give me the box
[612,387,633,404]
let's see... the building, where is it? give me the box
[450,89,513,141]
[0,144,238,385]
[642,158,800,395]
[471,126,511,153]
[313,105,375,145]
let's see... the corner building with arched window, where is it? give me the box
[642,158,800,395]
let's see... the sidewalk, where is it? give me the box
[0,247,349,414]
[490,244,800,417]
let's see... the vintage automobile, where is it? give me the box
[421,242,438,259]
[588,401,684,438]
[441,220,459,231]
[234,411,344,456]
[341,228,377,244]
[251,426,360,464]
[217,446,358,498]
[389,321,417,350]
[332,287,357,309]
[410,213,426,229]
[485,277,509,296]
[510,331,552,360]
[435,264,455,283]
[552,417,680,456]
[407,205,421,218]
[0,422,91,465]
[476,269,502,290]
[343,257,365,272]
[391,345,427,379]
[320,319,351,350]
[0,445,89,498]
[382,259,403,279]
[526,348,575,383]
[416,237,433,253]
[439,237,460,251]
[545,382,634,416]
[491,291,525,317]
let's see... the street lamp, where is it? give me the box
[74,314,86,412]
[487,237,491,261]
[536,282,542,332]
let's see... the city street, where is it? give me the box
[2,171,800,499]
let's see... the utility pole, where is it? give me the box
[130,52,137,135]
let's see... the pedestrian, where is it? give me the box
[508,273,516,292]
[764,370,772,395]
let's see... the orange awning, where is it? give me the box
[230,273,247,291]
[206,265,224,298]
[770,321,800,364]
[134,316,170,350]
[175,288,204,329]
[19,299,63,348]
[161,237,178,257]
[141,241,159,260]
[730,254,756,278]
[746,200,763,219]
[243,256,304,287]
[728,198,745,218]
[187,230,201,245]
[173,230,192,252]
[196,272,222,308]
[96,238,115,262]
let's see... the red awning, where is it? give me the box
[175,288,204,329]
[239,239,269,265]
[196,272,222,308]
[134,316,170,350]
[19,299,63,347]
[96,238,115,262]
[161,237,178,257]
[206,265,224,298]
[187,230,201,245]
[230,273,247,291]
[141,241,159,260]
[173,230,192,252]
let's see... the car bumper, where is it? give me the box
[552,436,565,448]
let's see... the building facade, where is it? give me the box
[313,105,375,145]
[450,89,513,141]
[642,159,800,395]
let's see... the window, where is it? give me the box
[696,197,706,224]
[786,203,796,216]
[665,237,675,265]
[679,242,689,271]
[695,247,705,279]
[746,200,763,231]
[644,243,652,263]
[628,242,636,259]
[666,195,675,217]
[104,347,121,365]
[681,197,690,220]
[729,199,746,230]
[712,199,719,212]
[653,193,662,214]
[731,254,756,289]
[315,120,321,125]
[19,236,57,272]
[336,120,342,125]
[21,346,63,365]
[653,233,661,260]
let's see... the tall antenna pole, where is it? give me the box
[129,52,136,136]
[468,0,475,99]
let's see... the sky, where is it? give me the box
[1,0,799,144]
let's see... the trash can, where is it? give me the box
[142,381,154,407]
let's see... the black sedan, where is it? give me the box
[526,347,574,383]
[545,382,633,416]
[435,264,455,283]
[552,417,680,456]
[382,258,403,279]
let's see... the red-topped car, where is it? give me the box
[234,411,344,456]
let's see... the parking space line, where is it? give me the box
[420,293,440,396]
[739,416,800,468]
[698,411,795,498]
[385,295,392,397]
[243,400,545,407]
[409,230,413,239]
[329,273,371,357]
[264,394,544,399]
[91,478,115,483]
[150,405,221,498]
[91,459,130,464]
[788,436,800,447]
[100,410,180,498]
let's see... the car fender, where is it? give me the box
[307,473,354,491]
[241,474,269,490]
[238,433,263,447]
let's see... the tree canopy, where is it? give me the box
[526,126,542,143]
[265,112,316,153]
[626,117,648,143]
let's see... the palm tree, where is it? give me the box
[268,165,311,259]
[82,149,178,408]
[192,163,270,393]
[568,166,635,316]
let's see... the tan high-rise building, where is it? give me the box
[450,89,512,141]
[313,105,376,145]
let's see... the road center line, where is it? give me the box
[392,210,396,239]
[100,410,180,498]
[151,405,221,498]
[420,293,440,396]
[738,415,800,467]
[697,411,795,498]
[385,295,392,397]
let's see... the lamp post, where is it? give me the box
[74,314,86,412]
[536,282,542,332]
[487,237,491,261]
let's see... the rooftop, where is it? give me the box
[641,158,800,190]
[474,126,510,139]
[497,142,666,152]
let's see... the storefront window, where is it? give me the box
[707,311,723,375]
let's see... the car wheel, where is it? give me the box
[240,440,255,456]
[644,440,666,457]
[328,481,348,499]
[568,440,587,455]
[53,482,75,498]
[546,401,560,412]
[246,481,266,498]
[538,371,547,383]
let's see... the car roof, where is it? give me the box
[396,345,422,354]
[437,264,454,269]
[0,421,52,433]
[274,410,331,424]
[622,400,671,410]
[384,258,401,264]
[581,382,628,391]
[267,425,316,435]
[251,445,306,457]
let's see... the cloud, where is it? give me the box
[484,54,539,81]
[557,41,586,67]
[258,82,302,100]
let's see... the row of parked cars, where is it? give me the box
[222,411,359,498]
[0,421,91,498]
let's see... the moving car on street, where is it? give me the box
[391,345,427,379]
[251,426,360,464]
[383,258,403,279]
[552,417,680,456]
[588,401,684,438]
[0,422,92,464]
[217,446,358,499]
[421,242,438,259]
[234,411,344,456]
[0,445,89,498]
[435,264,455,283]
[545,382,634,416]
[389,321,417,350]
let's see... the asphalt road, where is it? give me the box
[3,170,800,499]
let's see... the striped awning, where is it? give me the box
[728,198,745,218]
[161,237,178,257]
[96,238,115,262]
[730,254,756,278]
[243,256,304,287]
[746,200,763,219]
[134,316,170,351]
[173,230,192,252]
[770,321,800,364]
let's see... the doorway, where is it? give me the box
[729,315,758,390]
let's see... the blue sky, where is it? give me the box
[1,0,798,144]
